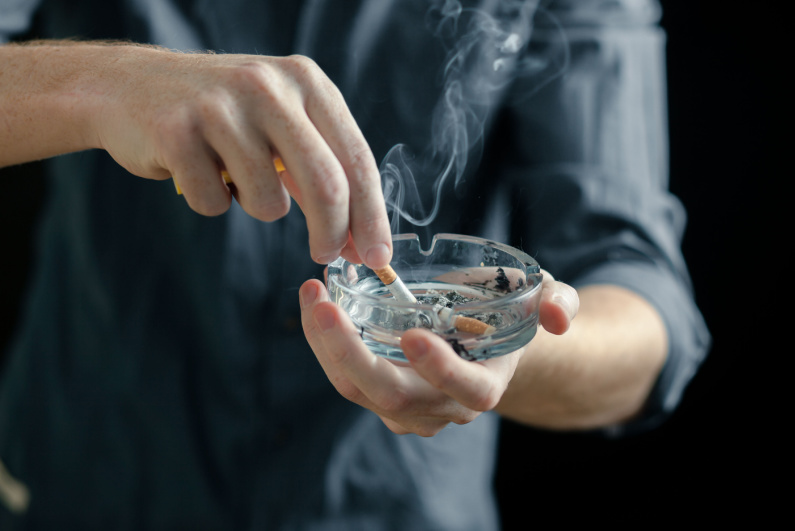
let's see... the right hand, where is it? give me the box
[94,47,392,268]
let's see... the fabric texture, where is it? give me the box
[0,0,709,529]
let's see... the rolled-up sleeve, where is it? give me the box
[504,0,711,433]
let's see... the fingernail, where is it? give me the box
[405,336,428,359]
[300,282,319,309]
[314,307,336,332]
[365,243,391,269]
[553,291,575,318]
[315,254,339,265]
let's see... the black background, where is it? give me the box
[496,1,782,526]
[0,0,781,526]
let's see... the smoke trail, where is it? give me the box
[381,0,568,233]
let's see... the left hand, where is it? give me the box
[298,270,578,436]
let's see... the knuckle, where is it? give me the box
[189,194,231,217]
[429,365,458,391]
[225,62,289,107]
[415,423,447,438]
[282,55,339,101]
[313,170,350,208]
[248,192,291,222]
[451,410,480,426]
[326,344,353,366]
[381,418,411,436]
[345,148,381,201]
[345,143,378,184]
[332,377,364,404]
[469,386,502,412]
[229,61,275,89]
[284,54,322,80]
[195,89,231,119]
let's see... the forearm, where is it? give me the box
[0,40,159,167]
[496,284,668,430]
[1,39,392,267]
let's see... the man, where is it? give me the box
[0,0,709,529]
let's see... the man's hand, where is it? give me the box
[0,43,392,268]
[298,271,578,436]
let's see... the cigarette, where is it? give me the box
[451,315,496,335]
[438,307,496,336]
[373,266,496,336]
[373,265,417,303]
[173,156,286,195]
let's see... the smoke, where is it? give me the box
[381,0,568,233]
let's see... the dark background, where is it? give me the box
[496,1,782,525]
[1,0,781,526]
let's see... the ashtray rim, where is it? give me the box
[328,233,544,310]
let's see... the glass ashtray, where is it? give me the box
[327,233,543,362]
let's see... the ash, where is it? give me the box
[417,289,504,328]
[446,338,476,361]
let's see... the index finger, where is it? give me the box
[299,65,392,269]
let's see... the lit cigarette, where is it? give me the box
[174,157,286,195]
[373,265,417,303]
[373,266,496,336]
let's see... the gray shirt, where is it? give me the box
[0,1,710,529]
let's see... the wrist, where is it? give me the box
[0,41,169,165]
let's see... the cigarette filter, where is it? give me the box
[374,266,496,336]
[373,265,417,303]
[438,307,496,336]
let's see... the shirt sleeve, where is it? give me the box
[0,0,41,43]
[502,0,711,434]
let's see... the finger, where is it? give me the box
[538,270,579,335]
[401,329,515,413]
[276,168,303,208]
[379,414,451,438]
[299,65,392,269]
[167,138,232,217]
[299,279,381,411]
[201,104,291,222]
[268,110,351,265]
[300,281,477,432]
[305,297,451,417]
[310,301,418,412]
[338,232,364,265]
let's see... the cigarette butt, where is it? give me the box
[373,265,398,285]
[374,266,495,334]
[438,307,496,336]
[173,157,285,195]
[454,316,496,335]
